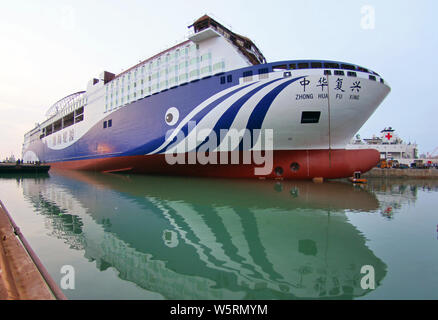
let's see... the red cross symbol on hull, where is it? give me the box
[385,133,392,140]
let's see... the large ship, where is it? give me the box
[22,15,390,179]
[347,127,418,164]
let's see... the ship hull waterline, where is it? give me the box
[47,148,379,179]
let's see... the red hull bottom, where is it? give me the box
[48,149,379,179]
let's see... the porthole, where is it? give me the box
[274,166,284,176]
[290,162,300,172]
[165,107,179,126]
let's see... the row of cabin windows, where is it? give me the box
[241,68,269,78]
[106,63,225,110]
[111,62,219,87]
[128,44,198,72]
[272,62,379,76]
[108,71,211,109]
[41,107,84,139]
[107,56,220,94]
[238,67,384,84]
[105,70,229,113]
[324,70,383,83]
[106,70,233,113]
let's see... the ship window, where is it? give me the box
[46,125,53,136]
[63,112,74,128]
[213,62,225,72]
[341,64,356,70]
[179,73,188,82]
[324,70,332,75]
[258,68,268,74]
[103,121,107,129]
[289,63,297,69]
[227,75,232,83]
[189,69,200,78]
[334,70,344,76]
[272,64,287,71]
[369,75,376,81]
[220,76,225,84]
[201,66,211,74]
[310,62,322,68]
[347,71,357,77]
[243,71,253,82]
[190,57,198,65]
[75,114,84,123]
[76,106,84,115]
[297,62,309,69]
[201,53,211,61]
[108,119,112,127]
[53,119,62,132]
[324,62,340,69]
[358,66,369,73]
[380,78,385,84]
[301,111,321,124]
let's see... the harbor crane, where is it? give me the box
[427,147,438,159]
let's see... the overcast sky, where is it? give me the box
[0,0,436,159]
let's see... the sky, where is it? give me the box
[0,0,437,159]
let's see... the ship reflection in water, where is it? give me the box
[15,171,396,299]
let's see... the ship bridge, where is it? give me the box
[188,15,266,66]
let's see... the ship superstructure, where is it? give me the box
[23,15,390,179]
[347,127,418,162]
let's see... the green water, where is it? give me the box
[0,171,437,299]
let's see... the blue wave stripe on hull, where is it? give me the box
[244,76,304,149]
[131,82,257,156]
[195,77,285,152]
